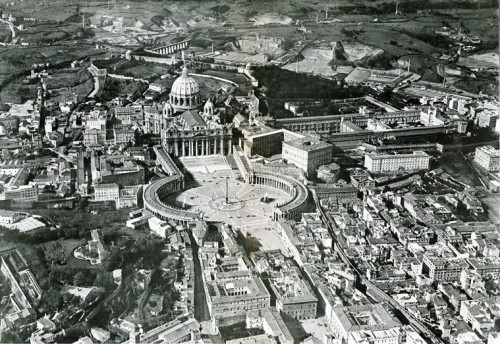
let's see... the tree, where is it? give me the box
[495,318,500,331]
[94,270,115,290]
[38,287,61,314]
[45,241,68,264]
[73,271,86,286]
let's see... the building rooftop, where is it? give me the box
[181,109,206,128]
[226,334,276,344]
[284,137,332,152]
[207,276,269,304]
[366,151,430,159]
[95,183,119,189]
[332,303,402,333]
[0,209,19,217]
[246,308,293,344]
[476,145,500,157]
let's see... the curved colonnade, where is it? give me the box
[233,145,309,221]
[249,172,309,221]
[144,146,200,224]
[143,145,309,224]
[143,174,200,224]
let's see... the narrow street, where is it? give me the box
[189,232,211,322]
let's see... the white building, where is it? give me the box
[148,216,171,238]
[282,137,333,176]
[2,186,39,202]
[94,183,119,202]
[474,146,500,172]
[85,110,107,131]
[44,117,55,134]
[364,151,431,173]
[476,110,498,128]
[0,210,21,224]
[83,128,102,146]
[459,299,495,336]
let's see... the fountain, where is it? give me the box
[260,191,271,203]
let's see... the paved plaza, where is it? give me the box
[166,168,292,253]
[170,169,288,228]
[301,316,332,341]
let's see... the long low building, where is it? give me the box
[364,151,431,173]
[275,110,422,134]
[310,184,358,202]
[153,145,184,176]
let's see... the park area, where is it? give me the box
[0,204,182,337]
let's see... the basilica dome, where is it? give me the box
[169,67,201,111]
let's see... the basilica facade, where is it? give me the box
[145,66,233,157]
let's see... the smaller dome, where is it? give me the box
[163,102,174,116]
[204,99,214,111]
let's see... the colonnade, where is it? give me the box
[251,175,294,195]
[249,172,308,222]
[143,175,199,224]
[166,137,232,157]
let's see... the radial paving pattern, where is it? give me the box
[166,170,291,229]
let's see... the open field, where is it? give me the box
[439,152,483,187]
[0,0,495,99]
[0,44,106,98]
[458,52,499,69]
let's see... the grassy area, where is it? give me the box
[281,312,310,343]
[0,44,105,104]
[479,192,500,225]
[38,238,88,267]
[117,61,176,80]
[219,321,265,342]
[99,77,148,101]
[235,230,262,254]
[438,152,482,187]
[45,67,92,89]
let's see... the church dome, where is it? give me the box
[169,67,200,111]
